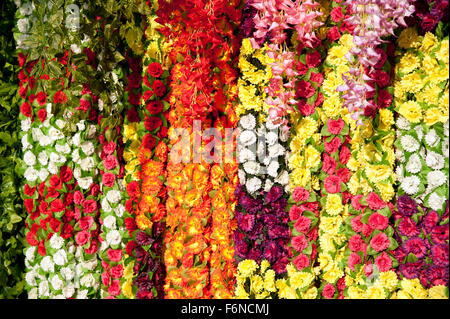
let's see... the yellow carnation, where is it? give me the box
[237,259,258,277]
[377,271,398,292]
[398,27,421,49]
[398,100,423,123]
[427,285,448,299]
[421,32,438,54]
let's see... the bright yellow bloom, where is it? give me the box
[301,286,318,299]
[421,32,438,54]
[250,274,264,294]
[366,286,386,299]
[304,145,321,168]
[290,272,314,290]
[398,51,420,74]
[428,285,448,299]
[398,100,422,123]
[377,271,398,292]
[237,259,258,277]
[397,27,421,49]
[325,194,343,216]
[264,269,277,292]
[436,39,449,63]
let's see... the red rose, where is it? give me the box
[142,133,156,150]
[292,254,310,271]
[83,199,97,214]
[49,218,61,233]
[126,181,140,199]
[296,62,308,76]
[38,240,46,256]
[330,6,344,22]
[152,80,166,97]
[124,217,137,232]
[306,51,321,68]
[322,283,336,299]
[18,52,27,67]
[143,74,151,88]
[60,166,73,183]
[108,280,121,296]
[327,118,344,135]
[53,91,67,104]
[336,167,351,183]
[146,101,163,115]
[370,233,391,252]
[49,175,62,189]
[110,264,124,279]
[142,90,154,101]
[339,146,350,164]
[103,141,116,155]
[375,252,392,272]
[368,213,389,230]
[107,248,123,262]
[296,80,315,98]
[20,101,32,117]
[102,271,110,287]
[144,116,162,131]
[324,136,342,154]
[327,26,341,42]
[102,172,116,188]
[377,89,392,108]
[125,198,133,212]
[79,215,94,231]
[366,192,386,210]
[127,107,140,122]
[73,190,85,205]
[36,92,47,105]
[323,153,337,175]
[103,154,118,170]
[127,56,141,73]
[297,100,315,116]
[309,72,323,87]
[46,187,59,199]
[125,240,138,256]
[127,72,142,89]
[75,230,91,246]
[85,239,98,255]
[128,92,140,106]
[292,187,310,202]
[147,62,163,78]
[26,231,38,246]
[24,198,34,213]
[50,198,64,212]
[372,70,390,88]
[61,223,74,239]
[28,94,35,104]
[324,175,341,194]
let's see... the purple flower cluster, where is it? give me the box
[408,0,449,33]
[132,221,166,299]
[233,184,292,274]
[394,195,449,288]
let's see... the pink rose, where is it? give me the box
[108,280,121,296]
[101,271,110,286]
[73,190,84,206]
[102,172,116,188]
[322,283,336,299]
[107,248,123,262]
[339,146,350,164]
[79,215,94,231]
[330,6,344,22]
[292,254,310,271]
[348,252,362,271]
[370,233,391,252]
[336,167,351,183]
[368,213,388,230]
[292,187,310,202]
[75,230,91,246]
[110,264,124,279]
[306,51,321,68]
[310,72,323,87]
[364,264,373,277]
[294,216,312,233]
[375,252,392,272]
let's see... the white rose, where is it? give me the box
[106,230,122,246]
[81,141,94,156]
[50,275,63,291]
[72,149,81,164]
[39,135,52,147]
[43,118,51,128]
[28,288,38,299]
[101,197,112,213]
[243,161,260,175]
[24,167,38,182]
[106,190,121,204]
[60,267,74,281]
[103,215,117,229]
[53,249,68,266]
[49,234,64,250]
[245,177,262,194]
[238,169,246,185]
[427,192,445,211]
[405,153,422,174]
[115,204,125,218]
[240,113,256,130]
[275,170,289,186]
[76,120,86,131]
[83,259,98,271]
[62,284,75,298]
[47,161,58,174]
[24,150,36,166]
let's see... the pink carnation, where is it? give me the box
[348,252,362,271]
[370,233,391,252]
[349,234,364,252]
[292,235,308,252]
[375,252,392,272]
[292,187,310,202]
[322,283,335,299]
[368,213,388,230]
[324,175,341,194]
[293,253,310,271]
[351,215,364,233]
[366,192,386,210]
[289,205,302,221]
[294,215,312,233]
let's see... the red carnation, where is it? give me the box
[26,231,38,246]
[152,80,166,97]
[102,172,116,188]
[292,187,310,202]
[128,92,140,106]
[339,146,350,164]
[147,62,163,78]
[306,51,321,68]
[368,213,388,230]
[124,217,137,232]
[370,233,391,252]
[292,235,308,252]
[324,175,341,194]
[75,230,91,246]
[49,218,61,233]
[24,184,36,197]
[377,89,392,109]
[289,205,302,221]
[372,70,390,88]
[37,108,47,122]
[36,92,47,105]
[79,215,94,231]
[108,280,121,296]
[296,62,308,76]
[126,181,140,199]
[49,175,62,189]
[351,215,364,233]
[102,271,110,287]
[60,166,73,183]
[327,118,344,135]
[127,72,142,89]
[366,192,386,210]
[144,116,162,132]
[142,134,156,150]
[50,198,64,212]
[24,198,34,213]
[157,126,168,139]
[61,223,74,239]
[327,26,341,42]
[292,254,310,271]
[53,91,67,104]
[297,100,315,116]
[330,6,344,22]
[322,283,335,299]
[20,101,31,117]
[294,215,312,233]
[324,136,342,154]
[103,141,116,155]
[83,199,97,214]
[142,90,154,101]
[348,252,361,271]
[37,240,46,256]
[78,98,91,112]
[375,252,392,272]
[125,240,138,256]
[309,72,323,87]
[103,154,118,170]
[110,264,124,279]
[296,80,315,99]
[107,248,123,262]
[146,100,163,115]
[85,239,98,255]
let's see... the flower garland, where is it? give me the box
[392,195,448,289]
[394,29,449,214]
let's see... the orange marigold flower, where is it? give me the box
[136,213,153,231]
[184,235,205,255]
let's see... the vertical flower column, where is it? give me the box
[392,28,449,294]
[157,0,242,299]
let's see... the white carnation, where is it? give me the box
[400,175,421,195]
[239,130,257,147]
[31,127,43,142]
[101,197,112,213]
[425,129,440,148]
[115,204,125,218]
[42,118,51,128]
[49,234,64,250]
[70,43,82,54]
[24,150,36,166]
[62,283,75,298]
[238,147,256,163]
[239,114,256,130]
[238,169,246,185]
[20,2,34,16]
[39,135,52,147]
[40,256,54,273]
[38,168,49,182]
[275,170,289,186]
[246,176,262,194]
[106,230,122,246]
[80,274,95,288]
[50,152,65,163]
[80,157,95,171]
[426,151,444,170]
[76,120,86,131]
[268,143,285,158]
[83,259,98,271]
[400,134,420,152]
[106,190,121,204]
[77,176,93,190]
[266,131,279,146]
[25,271,36,286]
[53,249,68,266]
[47,161,58,174]
[405,153,422,174]
[21,118,32,131]
[442,138,449,156]
[444,121,449,137]
[427,192,446,211]
[21,134,32,150]
[103,215,117,229]
[38,281,50,297]
[55,119,66,129]
[60,267,74,281]
[427,170,446,189]
[81,141,94,156]
[419,146,426,160]
[77,289,89,299]
[263,156,271,166]
[67,242,75,254]
[256,140,266,157]
[267,161,280,178]
[72,133,81,147]
[395,148,405,163]
[50,275,63,291]
[55,143,71,154]
[72,149,81,164]
[86,124,97,139]
[264,179,274,192]
[28,288,38,299]
[396,116,411,130]
[243,161,260,175]
[25,246,36,262]
[48,127,64,141]
[38,151,48,166]
[24,167,38,182]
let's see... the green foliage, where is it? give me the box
[0,0,26,299]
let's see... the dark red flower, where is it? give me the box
[330,6,344,22]
[20,101,31,117]
[327,26,341,42]
[146,100,163,115]
[152,80,166,97]
[296,80,315,99]
[147,62,163,78]
[144,116,162,131]
[306,51,321,68]
[127,107,140,122]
